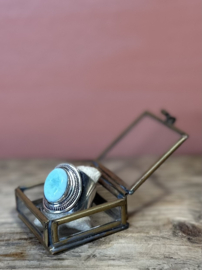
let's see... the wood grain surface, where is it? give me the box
[0,157,201,270]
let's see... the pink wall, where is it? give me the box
[0,1,201,159]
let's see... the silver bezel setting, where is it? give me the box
[43,163,82,213]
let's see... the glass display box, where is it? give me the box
[15,110,188,254]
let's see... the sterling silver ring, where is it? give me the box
[43,163,82,213]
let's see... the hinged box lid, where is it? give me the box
[95,110,188,195]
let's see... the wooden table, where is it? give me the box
[0,157,201,269]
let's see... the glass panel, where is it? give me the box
[58,206,121,241]
[96,182,118,202]
[16,196,44,235]
[100,113,185,191]
[24,184,44,202]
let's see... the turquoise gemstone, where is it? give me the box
[44,168,68,203]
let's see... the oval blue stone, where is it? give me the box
[44,168,68,203]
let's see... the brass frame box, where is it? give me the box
[15,110,188,254]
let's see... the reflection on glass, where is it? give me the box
[58,206,121,241]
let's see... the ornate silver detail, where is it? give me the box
[43,163,82,213]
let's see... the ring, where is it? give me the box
[43,163,83,213]
[42,163,101,215]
